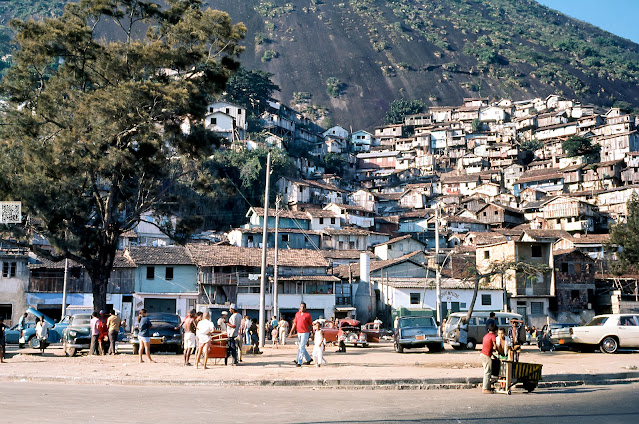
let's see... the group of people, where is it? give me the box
[89,310,122,356]
[479,314,526,394]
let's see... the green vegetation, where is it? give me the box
[261,49,279,62]
[608,196,639,274]
[0,0,245,311]
[562,135,601,163]
[254,1,295,18]
[326,77,344,98]
[384,99,425,125]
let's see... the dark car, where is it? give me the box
[131,312,182,354]
[394,316,443,353]
[61,314,127,356]
[538,323,575,351]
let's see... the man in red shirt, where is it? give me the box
[480,323,497,393]
[289,302,313,366]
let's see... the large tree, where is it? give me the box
[0,0,245,311]
[608,195,639,274]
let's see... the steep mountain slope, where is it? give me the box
[2,1,639,129]
[208,0,639,129]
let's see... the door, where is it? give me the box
[617,315,639,347]
[143,298,176,314]
[451,302,460,313]
[121,302,133,331]
[440,303,448,321]
[517,306,527,324]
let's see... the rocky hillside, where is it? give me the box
[3,1,639,129]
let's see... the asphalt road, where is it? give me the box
[1,382,638,424]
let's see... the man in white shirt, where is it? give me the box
[226,304,241,365]
[195,312,214,369]
[217,311,228,332]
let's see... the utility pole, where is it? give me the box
[62,258,69,317]
[273,195,281,320]
[259,152,272,348]
[435,204,442,326]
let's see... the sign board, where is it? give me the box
[0,201,21,224]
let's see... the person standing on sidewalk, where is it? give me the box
[480,323,497,394]
[106,310,121,355]
[195,312,214,369]
[0,317,7,362]
[136,309,155,363]
[312,320,327,367]
[89,311,100,356]
[278,318,289,345]
[181,309,197,366]
[289,302,313,367]
[226,304,241,365]
[217,311,228,332]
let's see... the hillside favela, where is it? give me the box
[1,1,639,423]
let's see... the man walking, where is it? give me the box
[106,310,121,355]
[181,309,197,366]
[480,323,498,394]
[225,304,241,366]
[289,302,313,367]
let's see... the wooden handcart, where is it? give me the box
[495,360,543,395]
[206,331,228,364]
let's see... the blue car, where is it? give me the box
[4,322,36,345]
[18,307,69,349]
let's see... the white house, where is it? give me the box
[351,130,374,152]
[205,101,247,141]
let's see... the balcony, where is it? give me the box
[564,220,592,232]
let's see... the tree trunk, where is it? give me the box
[466,274,481,323]
[88,245,117,313]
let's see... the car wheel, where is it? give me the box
[65,345,77,357]
[466,339,476,350]
[28,336,40,350]
[394,341,404,353]
[132,344,139,355]
[600,336,619,354]
[428,343,443,353]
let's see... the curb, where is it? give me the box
[3,373,639,390]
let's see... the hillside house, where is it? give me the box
[276,177,346,206]
[356,151,398,170]
[0,247,30,325]
[351,130,374,152]
[245,207,310,230]
[541,196,597,233]
[475,203,525,228]
[205,101,247,141]
[553,249,596,321]
[441,174,482,196]
[514,168,565,196]
[373,235,426,260]
[374,124,404,145]
[324,203,376,229]
[321,227,389,251]
[227,228,321,250]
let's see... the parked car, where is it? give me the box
[570,314,639,354]
[537,323,575,351]
[3,322,36,344]
[443,312,522,350]
[61,314,126,356]
[394,316,443,353]
[321,319,368,348]
[361,322,393,343]
[130,312,182,354]
[21,307,69,349]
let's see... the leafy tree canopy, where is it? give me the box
[608,195,639,274]
[0,0,246,311]
[223,67,280,117]
[562,135,601,163]
[384,98,425,125]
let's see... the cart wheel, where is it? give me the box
[507,390,511,395]
[523,380,538,392]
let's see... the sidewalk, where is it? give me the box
[1,342,638,389]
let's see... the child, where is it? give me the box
[271,326,279,349]
[312,321,327,367]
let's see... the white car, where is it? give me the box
[570,314,639,354]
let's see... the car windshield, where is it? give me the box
[149,314,179,326]
[399,317,435,328]
[72,315,92,326]
[585,317,608,326]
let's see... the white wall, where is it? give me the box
[237,293,335,319]
[383,286,503,312]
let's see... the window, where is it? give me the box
[319,218,324,224]
[531,245,542,257]
[530,302,544,315]
[225,108,230,114]
[484,251,490,259]
[570,290,580,300]
[483,211,487,216]
[165,267,174,280]
[281,234,289,242]
[494,210,499,215]
[574,263,581,273]
[349,241,356,249]
[560,263,568,273]
[2,262,17,278]
[410,293,420,304]
[331,217,336,224]
[146,266,155,280]
[481,294,492,305]
[210,118,217,125]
